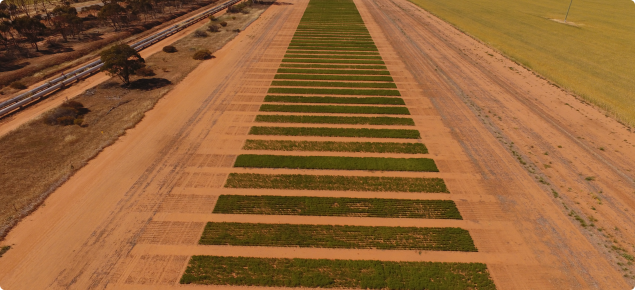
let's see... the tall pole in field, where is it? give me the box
[564,0,574,23]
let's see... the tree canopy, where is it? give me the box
[100,43,145,85]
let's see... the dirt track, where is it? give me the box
[1,0,635,288]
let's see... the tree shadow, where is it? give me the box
[0,62,31,72]
[127,78,172,91]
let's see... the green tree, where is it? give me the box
[12,16,46,51]
[98,3,127,31]
[100,44,145,85]
[51,5,81,42]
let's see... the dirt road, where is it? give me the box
[1,0,634,288]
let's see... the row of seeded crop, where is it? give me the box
[182,0,495,288]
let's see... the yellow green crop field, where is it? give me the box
[408,0,635,125]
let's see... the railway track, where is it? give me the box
[0,0,243,118]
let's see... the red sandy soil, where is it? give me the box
[0,0,634,288]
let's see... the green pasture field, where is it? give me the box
[281,59,385,65]
[259,104,409,114]
[274,74,394,82]
[277,68,390,75]
[263,96,404,105]
[248,126,421,139]
[408,0,635,125]
[233,155,439,172]
[213,195,457,218]
[267,88,400,96]
[200,222,475,251]
[254,115,415,125]
[225,173,449,192]
[242,140,428,154]
[180,256,495,289]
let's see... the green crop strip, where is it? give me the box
[242,140,428,154]
[277,68,390,75]
[264,95,404,105]
[213,195,456,218]
[255,115,415,126]
[271,81,396,89]
[234,155,438,172]
[290,40,375,45]
[267,88,401,96]
[225,173,448,192]
[284,54,383,60]
[249,126,421,139]
[200,222,475,251]
[274,74,394,82]
[279,64,387,69]
[285,47,379,52]
[181,256,494,288]
[286,50,378,55]
[281,59,385,65]
[259,104,409,115]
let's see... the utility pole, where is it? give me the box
[564,0,574,23]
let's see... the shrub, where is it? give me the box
[44,101,89,126]
[57,116,76,126]
[62,100,85,110]
[135,66,155,76]
[194,30,208,38]
[193,49,212,60]
[208,24,220,32]
[219,21,227,27]
[227,5,241,13]
[208,15,216,21]
[162,45,177,53]
[10,81,27,90]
